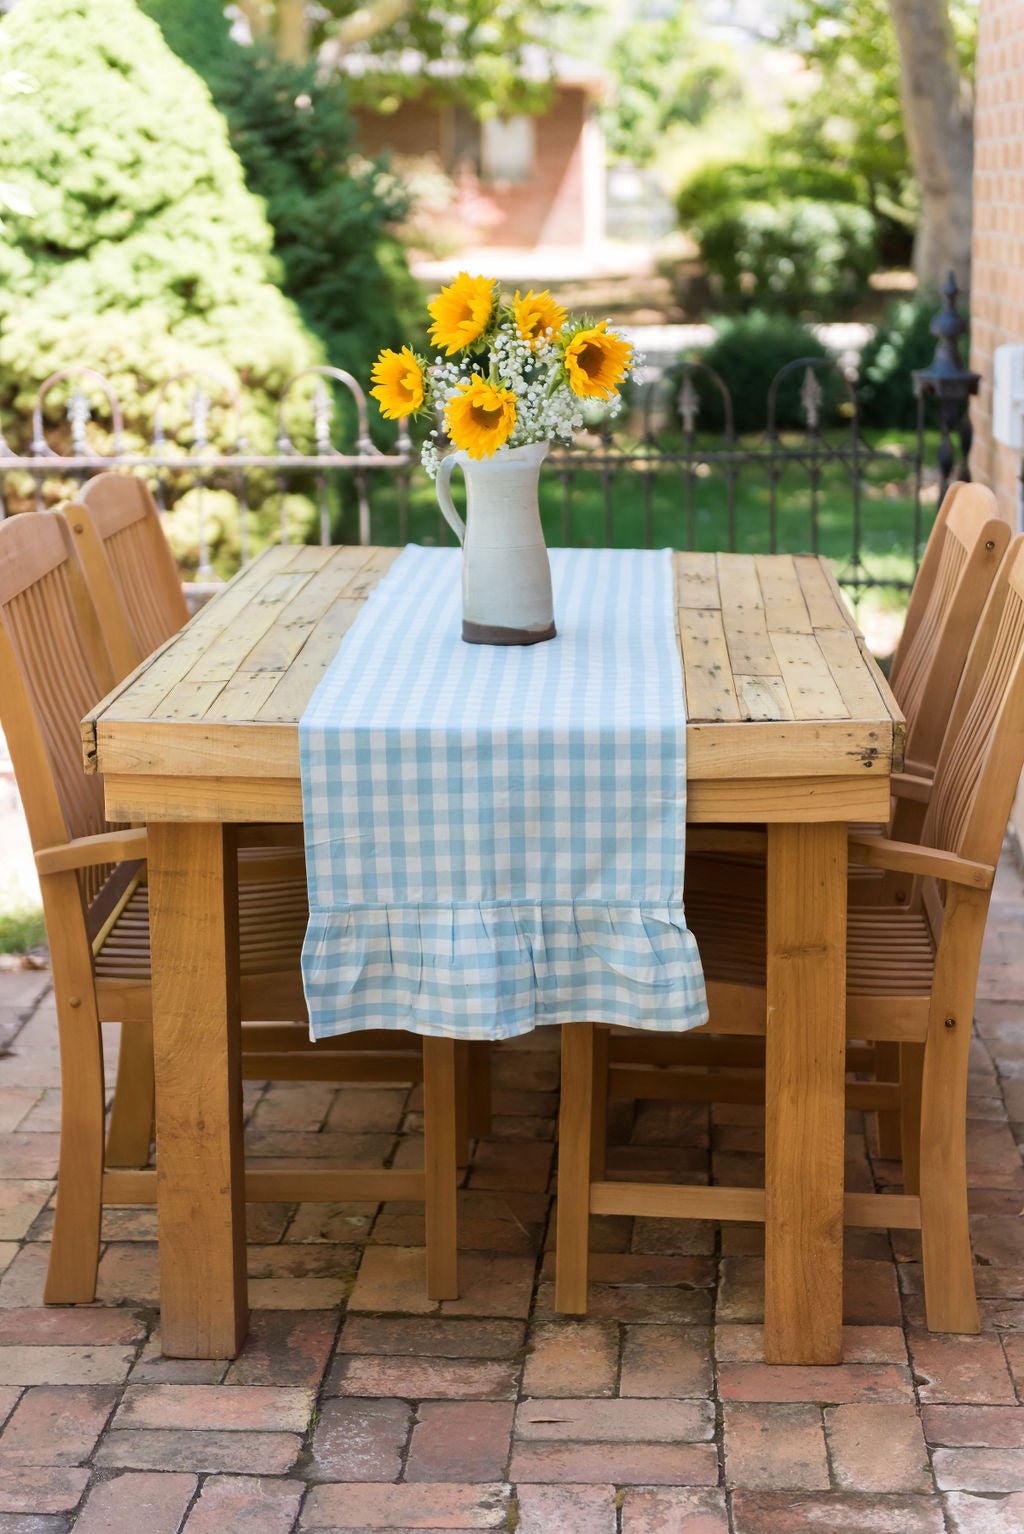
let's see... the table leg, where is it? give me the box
[764,821,847,1365]
[148,821,247,1358]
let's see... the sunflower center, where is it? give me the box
[577,343,604,378]
[470,403,504,429]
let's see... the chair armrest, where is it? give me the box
[891,772,933,804]
[35,827,148,876]
[847,833,994,890]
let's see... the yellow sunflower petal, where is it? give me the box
[513,288,567,349]
[563,322,633,400]
[428,272,496,356]
[445,374,517,459]
[370,346,425,420]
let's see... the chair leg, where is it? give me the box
[873,1042,903,1160]
[465,1041,492,1139]
[105,1018,155,1168]
[45,995,105,1304]
[454,1043,470,1168]
[919,1015,978,1334]
[423,1037,459,1300]
[900,1043,924,1196]
[555,1022,595,1315]
[590,1024,609,1182]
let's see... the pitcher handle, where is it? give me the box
[436,453,466,545]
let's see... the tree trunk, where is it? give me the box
[275,0,309,63]
[889,0,974,291]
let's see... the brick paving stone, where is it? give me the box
[246,1243,360,1280]
[95,1244,160,1305]
[630,1218,716,1257]
[730,1491,947,1533]
[326,1087,410,1134]
[942,1490,1024,1533]
[826,1403,933,1493]
[718,1362,914,1403]
[0,1386,117,1464]
[224,1310,338,1388]
[128,1337,227,1386]
[1001,1334,1024,1396]
[539,1253,714,1288]
[339,1316,524,1359]
[299,1481,509,1529]
[94,1429,302,1474]
[0,1247,51,1309]
[620,1325,713,1398]
[329,1355,518,1400]
[0,1397,16,1433]
[508,1442,719,1486]
[932,1447,1024,1491]
[533,1281,711,1325]
[516,1483,617,1534]
[373,1211,541,1255]
[248,1276,348,1309]
[250,1083,339,1132]
[72,1470,197,1534]
[521,1322,618,1398]
[285,1202,376,1244]
[724,1402,829,1490]
[0,1186,51,1244]
[0,1516,69,1534]
[715,1324,908,1364]
[0,1095,36,1136]
[0,1347,134,1387]
[406,1401,514,1482]
[440,1254,537,1319]
[309,1398,412,1481]
[908,1331,1017,1404]
[515,1398,713,1442]
[0,1137,58,1180]
[619,1487,730,1534]
[0,1309,145,1346]
[182,1474,304,1534]
[113,1384,314,1432]
[347,1247,436,1315]
[923,1405,1024,1446]
[467,1140,553,1192]
[0,1468,88,1515]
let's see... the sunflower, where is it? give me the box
[369,346,425,419]
[563,322,633,399]
[445,375,517,459]
[513,288,567,349]
[428,272,495,356]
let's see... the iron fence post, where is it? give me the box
[912,271,980,503]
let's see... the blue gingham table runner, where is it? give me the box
[299,546,707,1041]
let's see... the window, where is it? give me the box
[480,116,536,183]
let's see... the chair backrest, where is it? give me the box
[889,483,1010,775]
[923,534,1024,872]
[0,511,118,912]
[64,473,188,677]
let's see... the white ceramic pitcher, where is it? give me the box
[436,441,556,645]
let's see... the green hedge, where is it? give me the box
[678,312,840,435]
[677,159,865,227]
[697,198,877,314]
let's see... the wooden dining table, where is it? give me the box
[84,543,903,1363]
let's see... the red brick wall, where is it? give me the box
[354,89,589,248]
[970,0,1024,514]
[970,0,1024,839]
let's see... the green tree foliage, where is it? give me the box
[0,0,318,450]
[780,0,977,262]
[697,199,877,317]
[144,0,423,384]
[602,7,738,166]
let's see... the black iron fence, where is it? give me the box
[0,283,978,609]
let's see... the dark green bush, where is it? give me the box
[145,0,424,387]
[0,0,318,449]
[679,311,841,435]
[856,294,946,429]
[697,198,877,314]
[676,159,865,227]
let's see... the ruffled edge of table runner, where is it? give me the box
[303,898,708,1041]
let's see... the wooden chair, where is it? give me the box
[62,472,189,677]
[0,510,461,1307]
[556,534,1024,1335]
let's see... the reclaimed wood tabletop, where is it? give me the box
[84,545,903,1364]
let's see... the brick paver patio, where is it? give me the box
[0,852,1023,1532]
